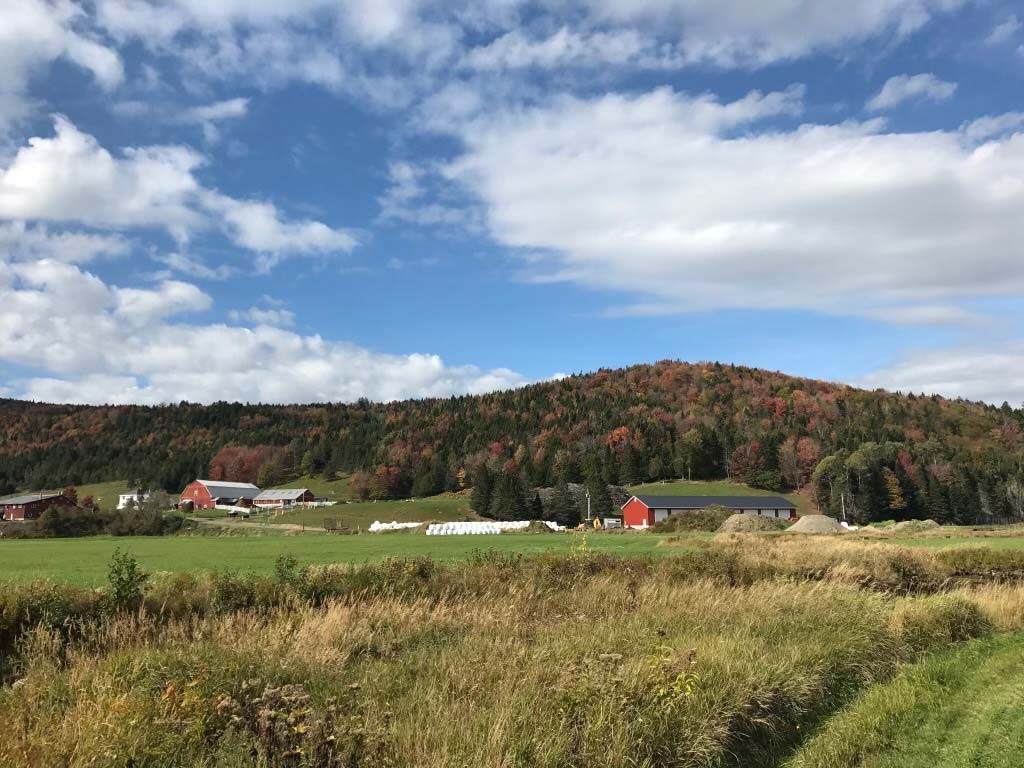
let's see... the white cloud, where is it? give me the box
[463,27,682,71]
[83,0,969,110]
[0,222,128,264]
[0,0,123,130]
[153,252,235,280]
[0,116,356,266]
[200,193,358,271]
[0,259,528,404]
[963,112,1024,141]
[986,14,1021,46]
[867,73,957,111]
[863,345,1024,405]
[228,306,296,327]
[575,0,967,67]
[444,87,1024,323]
[178,97,249,124]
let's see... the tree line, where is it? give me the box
[1,360,1022,524]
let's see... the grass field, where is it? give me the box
[7,526,1024,585]
[4,540,1024,767]
[787,632,1024,767]
[628,478,813,515]
[270,473,353,502]
[0,531,672,585]
[269,494,475,529]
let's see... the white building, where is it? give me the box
[117,490,150,510]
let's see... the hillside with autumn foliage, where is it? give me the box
[1,360,1022,524]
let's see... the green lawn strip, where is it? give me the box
[0,531,678,585]
[269,473,353,502]
[268,495,476,529]
[628,479,811,516]
[785,632,1024,768]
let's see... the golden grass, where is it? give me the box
[4,542,1024,766]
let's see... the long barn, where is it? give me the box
[179,479,260,510]
[621,494,798,528]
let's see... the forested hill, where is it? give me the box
[1,360,1023,524]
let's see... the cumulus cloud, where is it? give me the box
[152,252,235,280]
[575,0,967,67]
[443,86,1024,323]
[986,15,1021,46]
[0,222,128,264]
[228,305,296,327]
[0,0,123,130]
[0,259,528,404]
[0,116,356,266]
[863,346,1024,405]
[963,112,1024,141]
[83,0,969,109]
[463,27,682,71]
[866,73,957,111]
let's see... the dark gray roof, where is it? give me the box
[196,480,260,499]
[0,492,65,506]
[628,494,796,510]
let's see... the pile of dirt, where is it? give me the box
[787,514,846,534]
[716,514,788,533]
[653,505,734,533]
[890,519,941,533]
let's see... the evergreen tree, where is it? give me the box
[470,464,494,515]
[529,491,545,520]
[549,479,580,527]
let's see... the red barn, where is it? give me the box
[621,495,798,528]
[0,492,77,521]
[179,479,260,510]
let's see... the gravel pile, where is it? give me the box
[787,514,846,534]
[716,514,788,533]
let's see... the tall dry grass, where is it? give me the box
[4,541,1024,767]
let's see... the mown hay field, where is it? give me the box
[4,539,1024,767]
[5,526,1024,585]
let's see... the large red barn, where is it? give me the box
[179,479,260,510]
[621,495,797,528]
[0,492,77,521]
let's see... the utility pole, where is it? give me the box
[586,487,592,521]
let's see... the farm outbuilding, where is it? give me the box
[0,492,77,521]
[621,495,798,529]
[179,479,260,510]
[253,488,314,508]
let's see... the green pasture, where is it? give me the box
[0,531,670,585]
[266,494,475,529]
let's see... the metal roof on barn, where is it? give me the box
[0,492,65,506]
[254,489,311,501]
[196,480,260,499]
[628,495,796,510]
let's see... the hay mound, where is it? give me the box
[716,514,788,533]
[788,514,845,534]
[890,519,941,533]
[653,505,733,533]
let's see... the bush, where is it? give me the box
[652,505,734,533]
[107,550,149,610]
[889,594,993,653]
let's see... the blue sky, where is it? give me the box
[1,0,1024,405]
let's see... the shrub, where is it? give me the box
[651,505,733,533]
[107,549,149,610]
[889,594,992,654]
